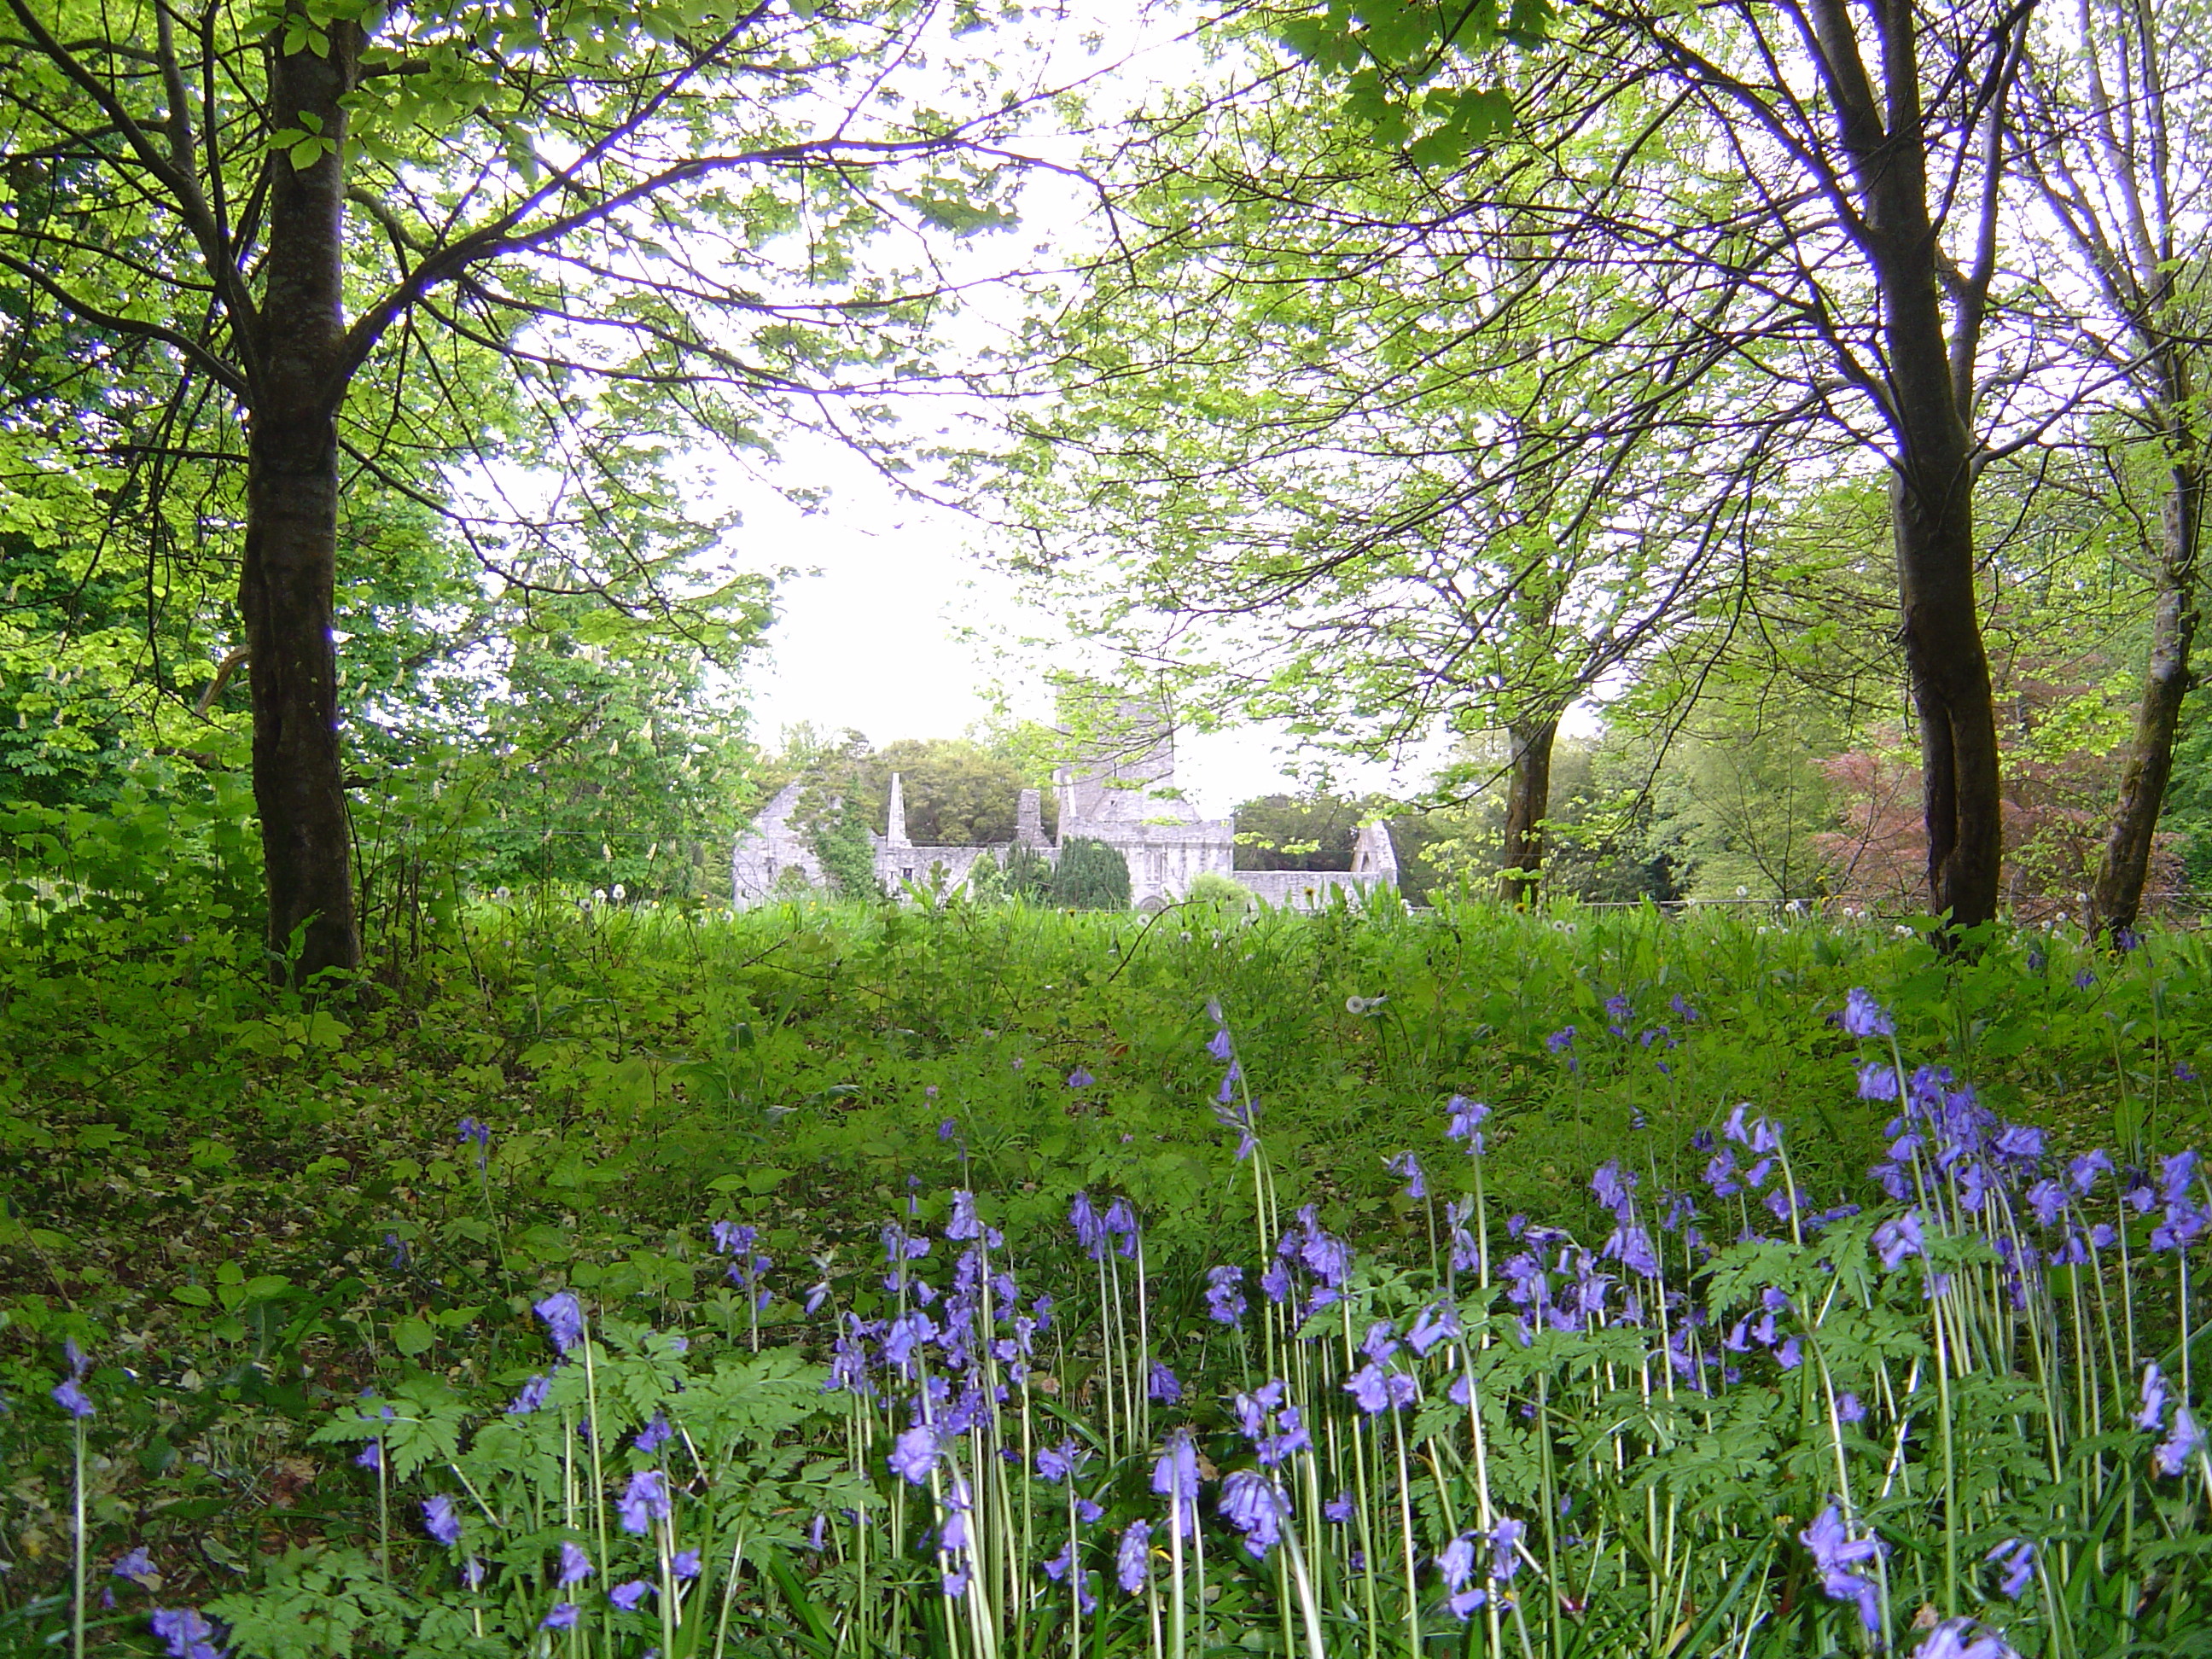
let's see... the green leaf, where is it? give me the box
[172,1284,214,1307]
[392,1315,434,1355]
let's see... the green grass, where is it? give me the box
[4,843,2211,1655]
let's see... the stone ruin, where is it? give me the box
[731,721,1398,911]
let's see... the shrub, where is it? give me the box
[1051,835,1129,910]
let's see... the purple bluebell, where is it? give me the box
[1985,1539,2034,1599]
[1605,993,1633,1034]
[353,1442,380,1470]
[1545,1027,1576,1053]
[1858,1062,1901,1102]
[634,1413,673,1453]
[540,1604,579,1631]
[1840,988,1893,1038]
[1219,1469,1289,1559]
[534,1292,585,1355]
[890,1424,939,1485]
[1437,1533,1485,1619]
[672,1550,701,1579]
[1388,1151,1427,1199]
[1324,1491,1353,1523]
[1205,1265,1246,1326]
[1799,1505,1883,1632]
[2140,1362,2172,1430]
[558,1541,593,1586]
[2155,1406,2203,1476]
[2074,969,2096,989]
[1490,1517,1526,1581]
[1207,1026,1233,1062]
[1117,1519,1152,1592]
[1068,1067,1095,1088]
[618,1470,671,1535]
[1837,1393,1865,1423]
[1361,1320,1400,1362]
[1873,1212,1924,1271]
[149,1608,224,1659]
[113,1549,156,1586]
[1670,992,1701,1022]
[1148,1361,1183,1405]
[51,1377,93,1419]
[1037,1440,1080,1482]
[1151,1431,1200,1540]
[1408,1302,1461,1356]
[610,1580,652,1611]
[1445,1096,1491,1152]
[1912,1618,2019,1659]
[422,1495,462,1546]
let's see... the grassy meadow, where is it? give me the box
[4,855,2211,1656]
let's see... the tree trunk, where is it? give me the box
[1498,718,1557,907]
[2092,438,2202,937]
[1890,461,2004,930]
[242,26,361,983]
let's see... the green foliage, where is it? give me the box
[1183,869,1255,909]
[1050,835,1130,910]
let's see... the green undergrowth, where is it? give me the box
[4,794,2212,1650]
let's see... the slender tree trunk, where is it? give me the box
[1890,459,2004,930]
[1498,718,1557,906]
[2093,431,2202,936]
[1844,0,2006,933]
[242,26,361,982]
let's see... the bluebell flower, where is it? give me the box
[1911,1617,2020,1658]
[1670,992,1701,1022]
[353,1441,380,1470]
[2155,1406,2203,1476]
[149,1608,224,1659]
[1445,1096,1491,1152]
[1840,988,1894,1038]
[557,1541,593,1586]
[1037,1440,1081,1483]
[1490,1517,1526,1581]
[1388,1151,1427,1199]
[1545,1027,1576,1053]
[541,1604,579,1631]
[508,1373,553,1414]
[422,1494,462,1546]
[1873,1212,1924,1271]
[1837,1393,1865,1423]
[51,1377,93,1419]
[1437,1533,1485,1619]
[1147,1362,1183,1405]
[1324,1490,1354,1523]
[1858,1062,1901,1102]
[1799,1505,1883,1632]
[1204,1265,1246,1327]
[1985,1539,2034,1599]
[2140,1362,2173,1429]
[1207,1027,1233,1062]
[1407,1302,1460,1356]
[1116,1520,1153,1592]
[634,1413,673,1453]
[112,1549,157,1587]
[618,1470,671,1535]
[2074,969,2096,989]
[384,1233,408,1269]
[1068,1067,1095,1088]
[1219,1469,1288,1559]
[672,1550,701,1579]
[890,1424,939,1485]
[1151,1431,1200,1540]
[534,1291,585,1355]
[609,1580,652,1612]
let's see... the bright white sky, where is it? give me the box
[721,10,1449,818]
